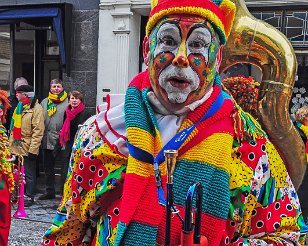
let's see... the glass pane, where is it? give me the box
[287,16,304,27]
[252,12,261,19]
[0,25,11,92]
[290,35,305,42]
[286,28,303,39]
[293,12,306,19]
[285,11,308,46]
[266,17,280,28]
[251,11,282,30]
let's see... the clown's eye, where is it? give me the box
[189,39,208,49]
[159,36,177,47]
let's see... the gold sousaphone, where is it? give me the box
[220,0,306,190]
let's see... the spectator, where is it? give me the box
[295,106,308,148]
[5,77,28,130]
[59,90,86,192]
[295,106,308,223]
[39,79,68,200]
[8,85,44,207]
[0,89,14,245]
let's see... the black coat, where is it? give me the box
[62,108,88,148]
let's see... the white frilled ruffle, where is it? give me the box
[94,94,187,157]
[95,94,128,157]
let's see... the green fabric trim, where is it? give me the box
[173,160,230,219]
[124,87,156,136]
[0,178,4,189]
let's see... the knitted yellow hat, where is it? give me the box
[146,0,236,44]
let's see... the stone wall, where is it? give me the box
[63,9,99,115]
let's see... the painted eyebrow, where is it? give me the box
[157,20,182,39]
[187,24,212,39]
[158,23,180,36]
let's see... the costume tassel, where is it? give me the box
[233,105,267,142]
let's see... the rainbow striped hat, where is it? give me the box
[146,0,236,44]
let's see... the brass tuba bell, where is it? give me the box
[220,0,306,190]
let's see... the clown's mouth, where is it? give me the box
[168,77,190,89]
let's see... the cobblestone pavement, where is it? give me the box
[9,194,61,246]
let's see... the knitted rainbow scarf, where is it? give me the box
[47,91,67,117]
[113,70,237,245]
[0,124,14,192]
[10,98,32,141]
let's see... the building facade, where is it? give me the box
[97,0,308,120]
[0,0,99,114]
[0,0,307,117]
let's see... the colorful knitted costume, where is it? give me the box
[0,124,13,246]
[0,124,14,193]
[42,71,307,246]
[297,122,308,162]
[47,91,68,117]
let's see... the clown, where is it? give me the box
[42,0,307,245]
[0,90,14,245]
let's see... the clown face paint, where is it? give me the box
[146,15,221,113]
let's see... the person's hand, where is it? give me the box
[28,153,37,161]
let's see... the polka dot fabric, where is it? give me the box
[42,72,307,245]
[236,138,267,170]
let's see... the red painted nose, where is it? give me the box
[172,55,189,68]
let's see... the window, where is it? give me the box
[252,9,308,47]
[252,11,282,30]
[285,11,308,47]
[0,25,11,92]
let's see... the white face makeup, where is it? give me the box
[158,64,199,104]
[154,23,201,103]
[147,15,220,113]
[154,24,212,62]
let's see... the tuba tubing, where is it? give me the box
[220,0,306,189]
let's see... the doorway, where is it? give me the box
[0,22,62,100]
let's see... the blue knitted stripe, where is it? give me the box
[114,221,127,246]
[213,0,223,6]
[124,87,156,136]
[214,73,222,86]
[173,160,230,219]
[118,221,158,246]
[222,90,232,100]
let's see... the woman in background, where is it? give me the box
[59,90,86,193]
[0,90,14,245]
